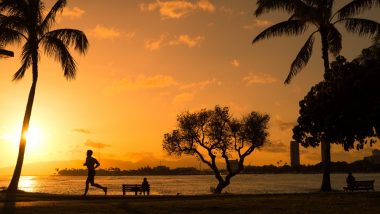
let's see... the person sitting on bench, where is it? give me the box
[141,177,150,195]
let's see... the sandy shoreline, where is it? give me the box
[1,191,379,213]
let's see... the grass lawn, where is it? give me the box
[1,191,379,213]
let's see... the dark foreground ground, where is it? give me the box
[1,191,379,214]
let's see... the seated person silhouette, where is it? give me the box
[83,150,107,196]
[346,172,356,190]
[141,177,150,195]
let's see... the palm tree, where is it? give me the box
[0,47,13,57]
[0,0,88,192]
[252,0,380,191]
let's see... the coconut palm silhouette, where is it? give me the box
[252,0,380,191]
[0,0,88,192]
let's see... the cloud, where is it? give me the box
[62,7,85,20]
[106,73,220,105]
[84,140,110,149]
[110,74,179,93]
[243,73,277,85]
[219,6,234,15]
[126,74,178,89]
[169,35,204,48]
[231,59,240,68]
[173,78,221,105]
[197,0,215,11]
[89,25,121,39]
[145,34,204,51]
[73,129,91,134]
[261,140,288,153]
[219,6,246,16]
[173,92,196,105]
[125,32,136,39]
[140,0,215,19]
[304,151,321,162]
[274,116,296,131]
[243,19,272,30]
[179,78,221,90]
[124,152,156,162]
[145,34,168,51]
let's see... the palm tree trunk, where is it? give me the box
[7,53,38,192]
[320,29,332,192]
[321,141,331,191]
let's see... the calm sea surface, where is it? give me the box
[0,174,379,195]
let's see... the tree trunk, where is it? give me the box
[321,141,331,191]
[320,29,332,192]
[214,177,231,194]
[7,53,38,193]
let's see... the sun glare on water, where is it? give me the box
[19,176,36,192]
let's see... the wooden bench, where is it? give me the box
[343,180,375,191]
[122,184,150,195]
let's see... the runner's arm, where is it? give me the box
[94,158,100,168]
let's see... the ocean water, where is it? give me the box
[0,173,379,195]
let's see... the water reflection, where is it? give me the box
[18,176,36,192]
[0,174,379,195]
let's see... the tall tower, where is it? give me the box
[290,141,300,166]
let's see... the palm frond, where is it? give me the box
[0,0,24,14]
[27,0,44,25]
[343,18,380,37]
[0,27,23,46]
[41,35,77,80]
[255,0,296,17]
[285,33,315,84]
[337,0,380,19]
[4,0,28,17]
[0,14,27,34]
[13,60,29,80]
[253,20,308,43]
[373,33,380,43]
[40,0,67,33]
[13,47,32,81]
[291,4,319,22]
[302,0,320,7]
[327,25,342,56]
[43,29,88,54]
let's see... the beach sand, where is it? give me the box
[1,191,379,213]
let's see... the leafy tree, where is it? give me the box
[293,42,380,170]
[252,0,380,191]
[0,0,88,192]
[163,106,270,194]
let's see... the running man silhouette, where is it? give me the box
[83,150,107,196]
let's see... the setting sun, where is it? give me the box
[24,127,43,148]
[0,1,379,212]
[0,0,379,176]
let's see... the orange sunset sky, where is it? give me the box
[1,0,380,175]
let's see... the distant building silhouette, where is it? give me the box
[364,149,380,164]
[290,141,300,166]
